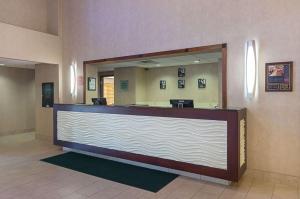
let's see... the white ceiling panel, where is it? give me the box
[0,57,38,69]
[94,51,222,71]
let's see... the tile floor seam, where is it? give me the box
[0,170,52,194]
[217,186,226,199]
[189,186,205,199]
[243,176,254,199]
[270,183,276,199]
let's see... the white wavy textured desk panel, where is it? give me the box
[57,111,228,169]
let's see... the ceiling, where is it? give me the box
[92,52,222,71]
[0,57,39,69]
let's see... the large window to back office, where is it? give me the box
[84,45,226,109]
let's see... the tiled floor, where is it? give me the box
[0,133,299,199]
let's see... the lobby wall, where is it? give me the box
[0,0,59,35]
[0,0,63,141]
[35,64,59,141]
[0,67,35,136]
[0,22,61,65]
[62,0,300,177]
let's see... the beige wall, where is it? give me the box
[35,64,59,141]
[0,1,62,143]
[62,0,300,177]
[0,0,63,103]
[0,67,35,136]
[0,0,59,34]
[0,22,61,65]
[85,64,98,104]
[145,64,219,107]
[114,67,137,105]
[47,0,59,35]
[135,67,147,104]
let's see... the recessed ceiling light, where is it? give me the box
[194,60,200,63]
[0,64,5,66]
[156,64,161,67]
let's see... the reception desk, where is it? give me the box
[53,104,246,182]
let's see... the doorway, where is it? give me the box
[99,72,114,105]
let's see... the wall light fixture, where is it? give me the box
[70,63,77,97]
[245,40,257,99]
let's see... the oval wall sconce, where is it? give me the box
[245,40,257,99]
[70,63,77,97]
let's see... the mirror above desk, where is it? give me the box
[83,44,227,109]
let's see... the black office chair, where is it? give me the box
[92,98,107,105]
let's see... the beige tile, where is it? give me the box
[245,181,274,199]
[280,176,300,187]
[164,177,205,199]
[225,178,252,195]
[192,191,219,199]
[75,179,114,197]
[219,188,247,199]
[137,190,156,199]
[272,184,298,199]
[112,187,146,199]
[62,192,87,199]
[200,182,226,196]
[89,184,128,199]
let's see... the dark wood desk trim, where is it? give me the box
[53,104,246,182]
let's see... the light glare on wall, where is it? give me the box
[70,63,77,97]
[245,40,257,99]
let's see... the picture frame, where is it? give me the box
[178,79,185,88]
[178,67,185,77]
[87,77,96,91]
[120,80,129,91]
[265,62,293,92]
[42,82,54,108]
[160,80,166,89]
[198,79,206,88]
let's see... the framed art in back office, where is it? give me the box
[88,77,96,91]
[178,79,185,88]
[160,80,166,89]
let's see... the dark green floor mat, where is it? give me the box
[41,152,178,192]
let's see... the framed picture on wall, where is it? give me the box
[198,79,206,88]
[265,62,293,92]
[120,80,129,91]
[42,82,54,108]
[178,79,185,88]
[178,67,185,77]
[88,77,96,91]
[160,80,166,89]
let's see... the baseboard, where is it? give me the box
[35,133,52,142]
[0,128,35,137]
